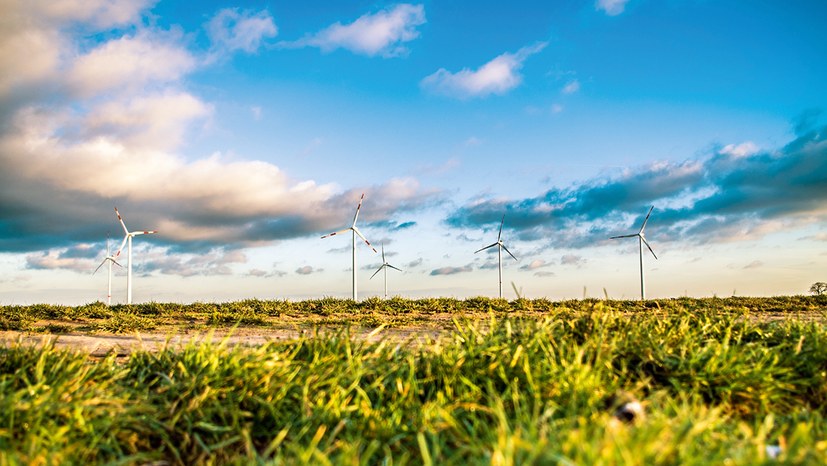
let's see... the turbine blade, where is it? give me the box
[610,234,638,239]
[642,237,658,260]
[387,264,403,272]
[93,259,106,275]
[321,228,350,239]
[474,242,498,254]
[370,265,384,280]
[353,227,378,253]
[639,205,654,233]
[114,207,129,235]
[112,258,124,268]
[381,243,386,262]
[352,192,365,226]
[131,230,157,236]
[114,235,128,258]
[498,214,505,241]
[502,244,518,261]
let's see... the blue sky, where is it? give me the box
[1,0,825,304]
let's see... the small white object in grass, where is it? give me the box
[765,445,782,459]
[614,400,645,424]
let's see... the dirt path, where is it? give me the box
[0,326,447,357]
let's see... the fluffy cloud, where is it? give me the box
[421,42,547,99]
[0,2,442,256]
[596,0,630,16]
[447,126,827,248]
[141,247,247,277]
[68,31,197,97]
[281,4,425,57]
[206,8,277,58]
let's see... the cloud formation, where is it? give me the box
[0,2,441,257]
[281,4,425,57]
[447,125,827,249]
[430,265,473,276]
[421,42,547,99]
[596,0,630,16]
[206,8,277,59]
[296,265,321,275]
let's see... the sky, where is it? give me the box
[1,0,826,304]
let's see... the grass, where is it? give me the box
[1,297,826,464]
[2,295,826,334]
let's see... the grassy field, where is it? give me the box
[1,296,826,464]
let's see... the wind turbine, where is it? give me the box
[113,207,157,304]
[610,206,658,300]
[370,243,402,298]
[475,215,518,298]
[93,233,122,306]
[321,193,377,301]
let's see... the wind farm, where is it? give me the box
[610,206,658,300]
[321,193,377,301]
[370,243,403,299]
[475,215,518,299]
[2,1,826,463]
[92,234,122,306]
[113,207,157,305]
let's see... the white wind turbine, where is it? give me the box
[113,207,157,304]
[92,233,122,306]
[321,193,377,301]
[370,243,402,299]
[610,206,658,300]
[475,215,518,298]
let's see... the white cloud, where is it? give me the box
[562,79,580,95]
[68,31,197,97]
[551,103,564,114]
[596,0,630,16]
[206,8,277,58]
[282,4,425,57]
[719,141,760,158]
[0,2,442,254]
[25,0,154,28]
[421,42,547,99]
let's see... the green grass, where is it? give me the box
[1,295,825,334]
[1,297,827,464]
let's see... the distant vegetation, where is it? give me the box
[1,297,826,463]
[812,282,827,296]
[1,295,826,334]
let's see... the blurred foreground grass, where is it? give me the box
[1,297,826,464]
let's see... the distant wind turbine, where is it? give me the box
[113,207,157,304]
[321,193,377,301]
[475,215,518,298]
[93,233,122,306]
[610,206,658,300]
[370,243,402,298]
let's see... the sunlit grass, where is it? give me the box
[1,297,826,463]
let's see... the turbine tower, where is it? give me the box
[113,207,157,304]
[475,215,518,298]
[93,234,122,306]
[321,193,377,301]
[370,243,402,298]
[610,206,658,300]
